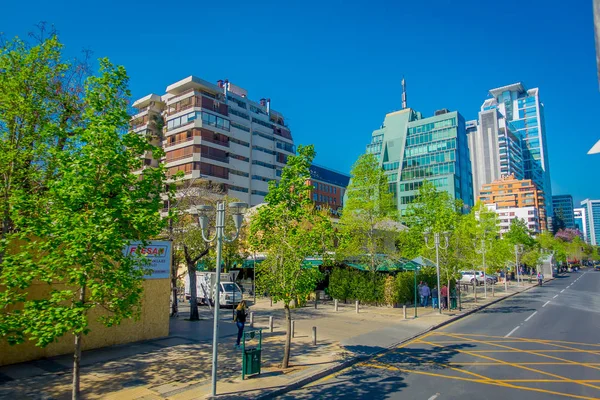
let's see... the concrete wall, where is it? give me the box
[0,278,169,366]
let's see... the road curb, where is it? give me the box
[255,281,546,400]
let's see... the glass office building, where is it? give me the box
[552,194,576,231]
[479,83,553,230]
[581,199,600,246]
[366,108,473,215]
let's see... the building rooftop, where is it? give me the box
[132,93,164,109]
[309,164,350,187]
[166,76,222,96]
[489,82,526,97]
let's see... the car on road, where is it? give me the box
[460,271,497,285]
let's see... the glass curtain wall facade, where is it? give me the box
[581,199,600,246]
[552,194,575,232]
[366,108,473,216]
[481,83,553,230]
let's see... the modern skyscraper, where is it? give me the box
[131,76,296,206]
[366,107,473,215]
[580,199,600,245]
[467,108,524,199]
[574,207,587,240]
[470,83,553,230]
[552,194,576,232]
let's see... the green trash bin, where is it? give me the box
[242,329,262,379]
[243,348,261,377]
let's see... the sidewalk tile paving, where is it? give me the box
[0,281,538,399]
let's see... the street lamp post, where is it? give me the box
[424,230,450,314]
[514,244,524,286]
[412,265,419,318]
[476,238,491,298]
[197,201,247,398]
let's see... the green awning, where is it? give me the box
[302,258,324,267]
[241,258,264,268]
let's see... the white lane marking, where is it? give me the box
[561,289,565,293]
[553,295,558,299]
[542,301,550,307]
[524,311,538,322]
[428,394,440,400]
[505,326,520,338]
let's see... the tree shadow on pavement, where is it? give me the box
[276,366,407,400]
[275,343,477,399]
[379,343,477,372]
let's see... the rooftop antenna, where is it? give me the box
[401,77,407,109]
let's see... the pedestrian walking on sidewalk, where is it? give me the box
[234,300,248,348]
[441,284,448,310]
[432,285,439,309]
[537,272,543,286]
[417,281,424,305]
[420,282,431,307]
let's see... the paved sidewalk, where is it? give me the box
[0,280,538,399]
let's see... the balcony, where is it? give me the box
[164,136,194,148]
[201,153,229,164]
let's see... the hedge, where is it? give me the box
[328,266,447,306]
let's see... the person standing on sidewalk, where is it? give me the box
[234,300,248,348]
[417,281,424,306]
[431,285,439,309]
[420,282,430,307]
[440,284,448,310]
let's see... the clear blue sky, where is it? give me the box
[2,0,599,205]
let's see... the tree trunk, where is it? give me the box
[447,279,451,311]
[282,304,292,369]
[72,285,85,400]
[171,285,178,317]
[188,266,199,321]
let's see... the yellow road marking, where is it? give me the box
[390,361,600,366]
[434,332,600,348]
[514,337,600,358]
[440,333,600,372]
[434,334,600,391]
[360,362,600,400]
[315,331,433,384]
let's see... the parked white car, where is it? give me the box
[460,271,497,285]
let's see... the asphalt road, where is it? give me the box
[278,269,600,400]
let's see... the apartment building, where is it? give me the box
[309,165,350,217]
[131,76,296,206]
[485,203,540,235]
[477,174,547,232]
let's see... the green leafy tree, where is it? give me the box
[0,53,166,400]
[537,231,567,265]
[168,180,227,320]
[0,29,89,268]
[503,218,535,248]
[398,181,462,307]
[328,268,353,303]
[337,154,397,271]
[249,145,335,369]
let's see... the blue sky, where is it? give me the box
[1,0,599,205]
